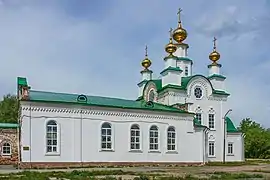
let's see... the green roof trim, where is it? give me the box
[208,63,222,68]
[137,80,148,87]
[160,66,182,75]
[226,117,241,133]
[163,56,178,61]
[26,90,192,115]
[177,57,193,63]
[17,77,28,86]
[208,74,226,80]
[0,123,19,129]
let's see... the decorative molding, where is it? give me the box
[21,106,190,121]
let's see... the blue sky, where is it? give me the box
[0,0,269,127]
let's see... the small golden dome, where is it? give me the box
[165,38,177,55]
[165,28,177,56]
[209,37,221,63]
[141,45,152,69]
[173,8,188,43]
[141,57,152,69]
[209,51,220,62]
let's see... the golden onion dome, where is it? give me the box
[173,25,187,43]
[209,51,220,62]
[141,57,152,69]
[165,37,177,55]
[209,37,221,63]
[173,8,188,43]
[141,45,152,69]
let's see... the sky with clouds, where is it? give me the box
[0,0,269,127]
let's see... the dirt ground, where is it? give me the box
[1,164,270,179]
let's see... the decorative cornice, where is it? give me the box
[21,106,192,121]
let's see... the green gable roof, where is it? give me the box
[226,117,241,133]
[26,90,192,115]
[143,75,230,96]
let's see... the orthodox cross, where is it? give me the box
[145,45,148,57]
[169,27,173,37]
[177,8,183,23]
[213,37,217,50]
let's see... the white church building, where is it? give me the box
[17,10,244,168]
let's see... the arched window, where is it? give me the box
[46,120,58,153]
[130,124,140,150]
[101,122,112,150]
[2,142,11,156]
[149,125,159,150]
[185,66,188,76]
[167,126,176,151]
[148,90,155,102]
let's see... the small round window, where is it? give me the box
[194,87,202,99]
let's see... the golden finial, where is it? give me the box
[209,37,221,63]
[173,8,187,43]
[141,45,152,70]
[165,28,177,56]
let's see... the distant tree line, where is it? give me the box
[0,94,269,159]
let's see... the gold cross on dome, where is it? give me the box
[177,8,183,23]
[145,45,148,57]
[213,37,217,50]
[169,27,173,37]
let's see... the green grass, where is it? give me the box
[0,170,266,180]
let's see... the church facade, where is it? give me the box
[17,10,244,168]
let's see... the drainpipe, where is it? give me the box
[80,109,83,167]
[223,109,232,164]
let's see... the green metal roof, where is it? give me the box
[160,66,182,75]
[208,74,226,80]
[17,77,28,86]
[226,117,240,133]
[0,123,19,129]
[26,90,192,114]
[143,75,230,96]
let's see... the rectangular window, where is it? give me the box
[167,127,176,151]
[196,113,202,124]
[149,126,159,151]
[208,114,215,129]
[185,66,188,76]
[228,142,233,155]
[209,141,215,156]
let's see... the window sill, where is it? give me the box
[209,129,216,131]
[45,153,60,156]
[208,156,216,158]
[166,151,178,154]
[148,150,161,153]
[129,150,143,153]
[99,149,115,152]
[1,154,11,158]
[227,154,234,156]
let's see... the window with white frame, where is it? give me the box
[2,142,11,155]
[149,125,159,151]
[209,141,215,156]
[101,122,112,150]
[167,126,176,151]
[185,66,188,76]
[130,124,140,150]
[46,120,58,153]
[228,142,233,155]
[208,114,215,129]
[195,113,202,124]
